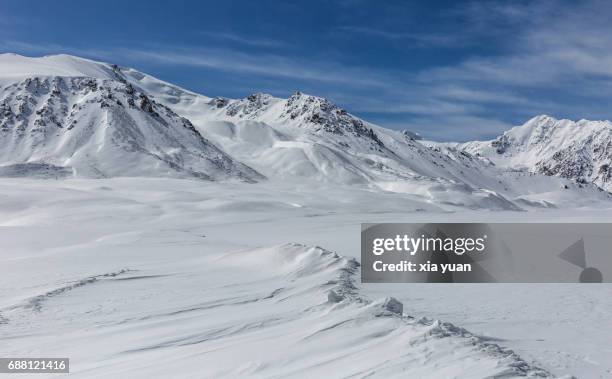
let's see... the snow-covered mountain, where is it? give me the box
[0,53,261,181]
[460,115,612,191]
[0,53,608,209]
[163,88,608,209]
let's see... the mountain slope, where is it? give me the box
[0,54,261,181]
[0,54,608,209]
[161,90,609,209]
[460,115,612,191]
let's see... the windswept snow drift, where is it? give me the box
[0,235,548,377]
[1,178,611,377]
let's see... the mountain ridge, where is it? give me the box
[459,114,612,191]
[0,55,262,181]
[0,53,608,210]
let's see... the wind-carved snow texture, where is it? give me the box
[0,241,551,378]
[1,178,610,377]
[22,269,131,313]
[0,54,611,378]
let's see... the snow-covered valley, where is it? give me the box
[1,178,611,378]
[1,54,612,378]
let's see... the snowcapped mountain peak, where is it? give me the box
[283,90,343,121]
[0,54,208,105]
[0,53,262,181]
[401,129,423,141]
[206,90,384,145]
[281,91,384,144]
[461,115,612,191]
[248,92,276,102]
[526,114,556,123]
[222,92,280,118]
[0,54,117,84]
[0,53,607,208]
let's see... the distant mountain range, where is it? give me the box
[0,53,609,209]
[459,115,612,191]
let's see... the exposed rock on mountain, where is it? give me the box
[0,53,608,209]
[461,115,612,191]
[0,54,262,181]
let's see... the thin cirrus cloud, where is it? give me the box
[423,1,612,87]
[114,45,534,119]
[2,0,612,141]
[198,30,287,48]
[109,45,400,89]
[332,25,467,48]
[0,39,570,141]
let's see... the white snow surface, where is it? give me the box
[1,178,612,378]
[1,54,609,211]
[0,178,612,378]
[1,54,612,378]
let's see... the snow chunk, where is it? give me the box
[327,289,344,303]
[382,297,403,315]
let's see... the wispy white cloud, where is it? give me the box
[422,0,612,87]
[0,40,70,54]
[198,30,287,48]
[0,38,571,140]
[332,26,466,48]
[0,39,399,90]
[3,0,612,141]
[114,46,396,89]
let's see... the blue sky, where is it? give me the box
[1,0,612,141]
